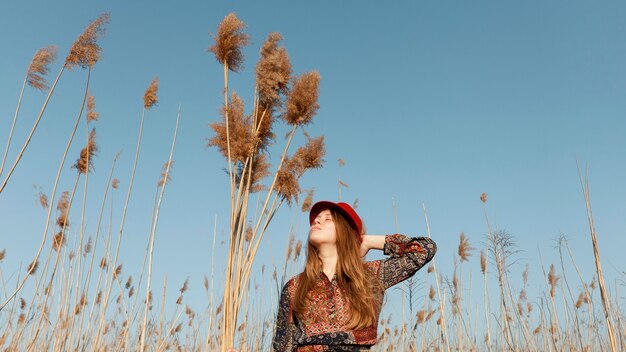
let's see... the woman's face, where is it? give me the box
[309,209,336,247]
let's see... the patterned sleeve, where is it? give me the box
[379,234,437,290]
[272,281,297,352]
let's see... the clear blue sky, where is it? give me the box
[1,0,625,330]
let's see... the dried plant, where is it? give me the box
[66,13,110,69]
[143,77,159,109]
[38,191,48,208]
[87,92,99,121]
[73,128,98,174]
[157,161,174,187]
[480,192,488,203]
[112,178,119,189]
[254,32,291,148]
[208,13,250,72]
[27,46,58,90]
[208,92,254,163]
[301,188,314,212]
[283,71,321,125]
[458,232,474,262]
[548,264,559,298]
[0,249,5,262]
[56,191,70,229]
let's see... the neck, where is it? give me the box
[316,244,338,279]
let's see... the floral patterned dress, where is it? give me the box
[272,234,437,351]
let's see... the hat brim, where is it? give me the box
[309,201,361,235]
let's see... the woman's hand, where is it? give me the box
[360,235,386,257]
[360,235,370,257]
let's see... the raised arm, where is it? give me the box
[364,234,437,290]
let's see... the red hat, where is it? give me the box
[309,201,363,236]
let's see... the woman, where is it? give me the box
[273,201,437,351]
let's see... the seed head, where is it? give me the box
[480,192,488,203]
[143,77,159,109]
[66,13,110,69]
[256,32,291,107]
[0,249,5,262]
[52,231,66,251]
[208,13,250,72]
[283,71,320,125]
[480,250,487,274]
[275,156,300,205]
[28,259,39,275]
[157,160,173,187]
[56,191,70,229]
[180,277,189,294]
[73,128,99,174]
[27,46,58,90]
[87,92,99,122]
[112,178,119,189]
[125,276,132,290]
[301,188,314,212]
[458,232,474,262]
[38,192,48,208]
[208,92,255,163]
[292,136,325,172]
[548,264,559,298]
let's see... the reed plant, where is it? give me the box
[0,12,625,352]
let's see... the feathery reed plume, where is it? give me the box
[427,265,434,274]
[283,71,321,125]
[95,291,102,305]
[352,198,359,209]
[56,191,70,228]
[301,188,314,212]
[65,13,110,69]
[74,293,87,315]
[292,135,325,172]
[143,77,159,109]
[125,276,132,289]
[548,264,559,298]
[73,128,98,174]
[128,287,135,298]
[256,32,291,105]
[338,158,346,167]
[28,259,39,275]
[480,192,488,203]
[480,250,487,274]
[429,286,435,301]
[99,257,107,269]
[244,224,253,242]
[157,161,174,187]
[204,275,209,292]
[180,278,189,294]
[84,236,92,255]
[208,13,250,72]
[87,92,99,121]
[52,231,66,251]
[275,157,300,205]
[208,92,255,162]
[113,264,122,279]
[458,232,474,262]
[27,46,58,90]
[38,191,48,208]
[19,298,26,310]
[0,249,5,262]
[294,240,303,260]
[112,178,119,189]
[575,291,590,309]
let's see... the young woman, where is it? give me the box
[273,201,437,351]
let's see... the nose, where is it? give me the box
[313,217,321,225]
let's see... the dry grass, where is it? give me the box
[0,12,624,352]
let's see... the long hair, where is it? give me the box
[293,210,383,330]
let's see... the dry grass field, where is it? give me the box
[0,12,624,352]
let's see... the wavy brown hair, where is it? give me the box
[293,210,383,330]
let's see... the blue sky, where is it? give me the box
[1,0,625,332]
